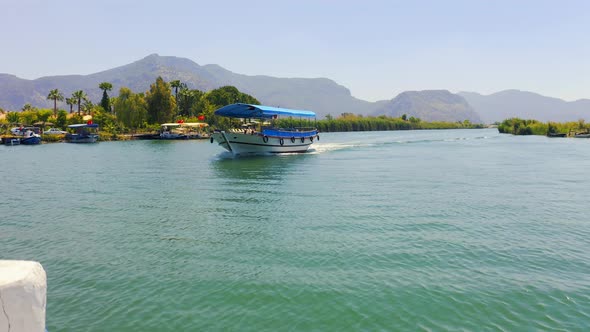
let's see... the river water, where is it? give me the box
[1,129,589,331]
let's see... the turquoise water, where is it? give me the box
[2,129,590,331]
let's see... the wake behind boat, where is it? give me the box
[210,103,319,155]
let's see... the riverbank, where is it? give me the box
[0,132,213,144]
[498,118,589,137]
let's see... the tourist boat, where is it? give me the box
[160,122,209,139]
[210,103,318,155]
[66,123,99,143]
[20,128,42,145]
[160,123,186,139]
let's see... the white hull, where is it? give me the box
[211,132,315,155]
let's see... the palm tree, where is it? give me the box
[83,97,94,115]
[66,97,75,114]
[72,90,87,116]
[99,82,113,91]
[170,80,181,100]
[99,82,113,112]
[46,89,64,118]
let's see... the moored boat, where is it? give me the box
[574,133,590,138]
[547,132,567,138]
[66,123,99,143]
[160,122,209,139]
[20,129,42,145]
[160,123,186,139]
[12,127,42,145]
[210,103,318,155]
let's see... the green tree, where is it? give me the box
[72,90,87,116]
[114,87,148,129]
[66,97,76,114]
[178,88,204,117]
[7,112,20,124]
[204,86,259,107]
[401,114,407,121]
[56,110,68,129]
[67,114,84,126]
[83,98,94,115]
[145,77,175,124]
[22,103,34,111]
[37,109,53,124]
[47,89,64,118]
[92,106,119,134]
[200,86,259,128]
[19,111,37,125]
[99,82,113,112]
[170,80,182,100]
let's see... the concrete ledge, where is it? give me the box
[0,260,46,332]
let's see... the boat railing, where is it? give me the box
[262,127,317,138]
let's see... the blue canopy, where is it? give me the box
[214,103,316,119]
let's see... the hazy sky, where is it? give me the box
[0,0,588,101]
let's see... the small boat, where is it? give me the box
[210,103,318,155]
[547,132,567,138]
[160,122,209,139]
[574,133,590,138]
[66,123,99,143]
[8,127,41,145]
[20,129,42,145]
[160,123,186,139]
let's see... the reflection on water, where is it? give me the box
[212,152,314,183]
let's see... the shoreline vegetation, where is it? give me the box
[0,76,487,142]
[498,118,589,137]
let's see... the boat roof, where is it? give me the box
[183,122,208,127]
[161,122,208,127]
[68,123,99,128]
[214,103,316,119]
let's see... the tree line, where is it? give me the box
[497,118,589,136]
[276,113,484,132]
[0,77,259,135]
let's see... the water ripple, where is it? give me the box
[2,130,590,331]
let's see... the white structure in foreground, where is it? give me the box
[0,260,47,332]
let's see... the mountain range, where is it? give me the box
[0,54,588,123]
[372,90,482,123]
[458,90,590,123]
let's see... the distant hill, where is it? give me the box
[0,54,375,118]
[459,90,590,123]
[372,90,482,123]
[1,54,588,123]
